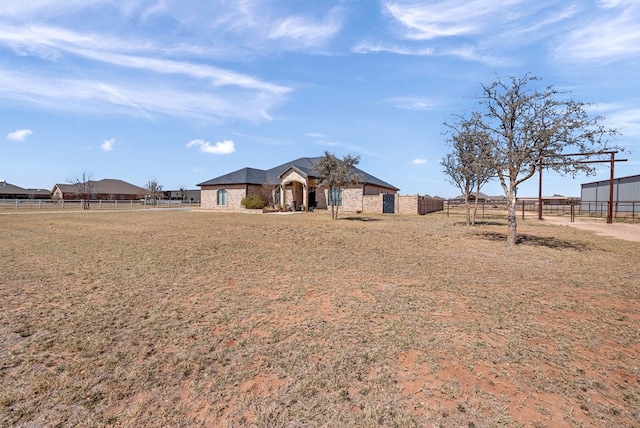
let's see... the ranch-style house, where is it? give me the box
[198,157,399,213]
[52,179,146,201]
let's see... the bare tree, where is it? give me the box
[145,180,163,207]
[69,172,95,210]
[464,74,619,246]
[259,182,279,208]
[442,113,494,226]
[314,151,361,220]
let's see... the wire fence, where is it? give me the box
[0,199,200,211]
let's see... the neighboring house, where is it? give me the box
[52,179,146,201]
[164,189,201,202]
[197,156,399,213]
[516,194,577,206]
[0,180,50,199]
[448,192,495,205]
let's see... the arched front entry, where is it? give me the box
[278,167,320,211]
[281,180,307,211]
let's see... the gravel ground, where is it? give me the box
[542,215,640,242]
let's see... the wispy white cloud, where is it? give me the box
[383,0,523,40]
[0,65,284,122]
[383,96,438,110]
[605,108,640,137]
[411,158,427,165]
[100,138,115,152]
[305,132,326,138]
[0,0,107,19]
[266,7,344,48]
[0,25,290,94]
[599,0,636,8]
[0,3,304,123]
[353,40,434,55]
[354,40,511,66]
[504,4,579,37]
[553,1,640,63]
[6,129,32,141]
[186,139,236,155]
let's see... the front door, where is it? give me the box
[308,188,316,209]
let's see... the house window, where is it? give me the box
[274,188,281,206]
[328,188,343,206]
[217,189,228,205]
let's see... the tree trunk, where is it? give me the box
[506,193,517,247]
[472,187,481,226]
[464,194,471,226]
[472,197,479,226]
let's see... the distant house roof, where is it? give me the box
[198,157,399,190]
[53,179,145,195]
[26,188,52,198]
[450,191,494,201]
[0,180,28,196]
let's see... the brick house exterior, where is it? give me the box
[197,157,399,213]
[0,180,50,199]
[52,179,146,201]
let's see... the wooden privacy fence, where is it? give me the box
[397,194,444,215]
[416,195,444,214]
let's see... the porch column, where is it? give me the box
[303,183,308,211]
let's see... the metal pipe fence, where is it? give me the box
[443,200,640,223]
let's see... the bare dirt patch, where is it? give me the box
[542,215,640,243]
[1,211,639,427]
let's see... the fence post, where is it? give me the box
[15,199,19,209]
[570,204,575,223]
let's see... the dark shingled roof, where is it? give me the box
[53,179,145,195]
[0,180,28,195]
[196,168,268,186]
[198,157,399,190]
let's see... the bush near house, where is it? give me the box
[241,194,266,209]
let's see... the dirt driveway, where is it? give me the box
[542,215,640,243]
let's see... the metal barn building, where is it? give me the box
[581,174,640,213]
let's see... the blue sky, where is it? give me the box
[1,0,639,198]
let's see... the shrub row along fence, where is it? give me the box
[0,199,200,210]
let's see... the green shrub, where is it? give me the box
[241,194,266,209]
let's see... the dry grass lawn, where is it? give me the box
[1,210,639,427]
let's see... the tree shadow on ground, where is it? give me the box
[481,231,589,251]
[342,216,382,222]
[453,221,505,227]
